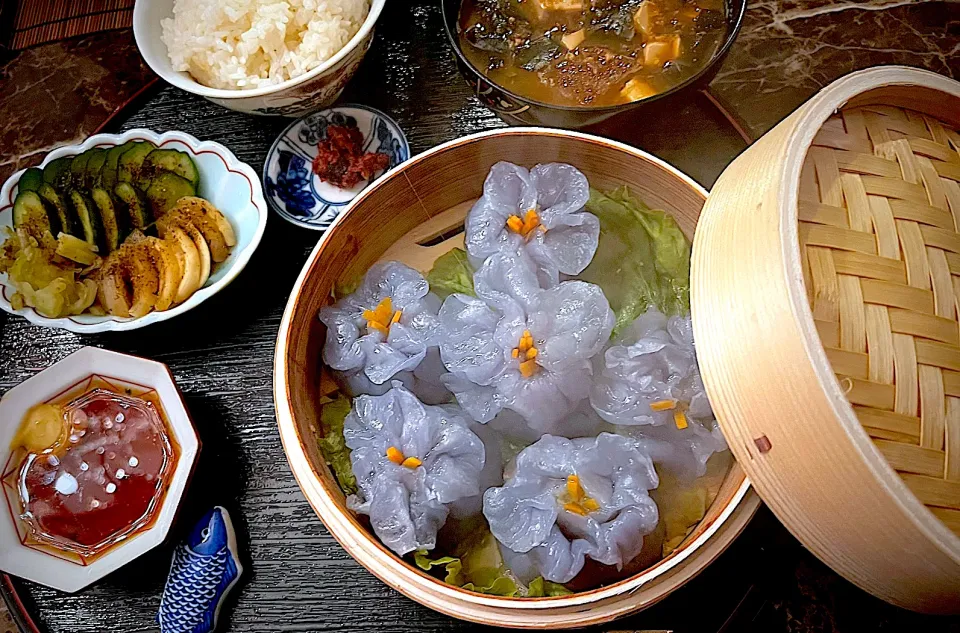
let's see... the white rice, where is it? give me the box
[160,0,370,90]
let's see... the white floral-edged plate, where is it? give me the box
[0,128,268,333]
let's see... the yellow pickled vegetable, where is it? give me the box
[12,403,66,452]
[56,232,99,266]
[0,227,97,318]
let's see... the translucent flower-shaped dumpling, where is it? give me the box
[618,421,727,480]
[319,261,445,401]
[590,309,725,477]
[344,383,485,556]
[464,162,599,285]
[590,309,714,428]
[439,249,614,431]
[483,433,659,583]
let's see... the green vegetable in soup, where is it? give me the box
[579,186,691,336]
[425,247,475,299]
[317,393,357,495]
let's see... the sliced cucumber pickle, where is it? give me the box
[37,183,78,237]
[84,148,108,188]
[145,172,196,219]
[13,190,55,238]
[53,157,78,192]
[18,168,44,192]
[69,153,91,187]
[118,142,155,187]
[69,190,105,252]
[90,187,125,252]
[141,149,200,189]
[114,182,152,234]
[42,157,72,187]
[101,142,135,190]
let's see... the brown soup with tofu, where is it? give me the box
[458,0,728,107]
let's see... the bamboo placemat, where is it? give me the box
[9,0,134,51]
[799,103,960,536]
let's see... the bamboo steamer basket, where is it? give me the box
[693,66,960,613]
[275,128,759,628]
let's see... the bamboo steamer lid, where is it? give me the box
[692,66,960,613]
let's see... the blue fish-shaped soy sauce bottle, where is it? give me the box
[158,507,243,633]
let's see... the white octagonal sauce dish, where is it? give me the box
[0,346,200,592]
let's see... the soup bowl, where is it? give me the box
[274,128,758,628]
[441,0,746,129]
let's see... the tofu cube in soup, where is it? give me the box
[538,0,583,10]
[633,1,655,36]
[644,35,681,68]
[621,78,657,101]
[561,28,586,50]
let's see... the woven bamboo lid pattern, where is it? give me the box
[692,67,960,613]
[799,105,960,536]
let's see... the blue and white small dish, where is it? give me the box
[263,104,409,231]
[158,507,243,633]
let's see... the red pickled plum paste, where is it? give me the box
[311,125,390,189]
[18,388,177,554]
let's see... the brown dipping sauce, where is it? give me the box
[458,0,728,107]
[14,383,179,560]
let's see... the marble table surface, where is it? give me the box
[0,1,958,632]
[710,0,959,139]
[0,0,956,183]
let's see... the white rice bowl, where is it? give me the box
[160,0,370,90]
